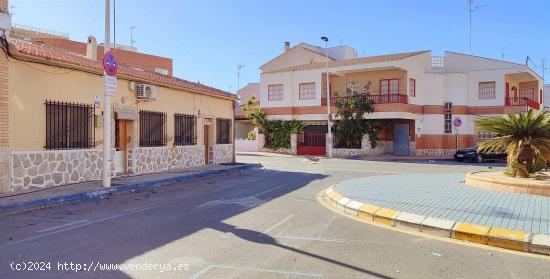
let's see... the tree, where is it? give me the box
[242,96,303,149]
[332,82,379,149]
[475,109,550,178]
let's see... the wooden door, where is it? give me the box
[204,125,209,164]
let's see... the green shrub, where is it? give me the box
[247,130,256,140]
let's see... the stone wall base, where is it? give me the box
[128,145,205,175]
[0,149,10,192]
[10,149,115,191]
[416,149,455,158]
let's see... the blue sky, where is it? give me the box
[10,0,550,93]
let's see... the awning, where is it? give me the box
[114,106,138,120]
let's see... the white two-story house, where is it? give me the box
[252,42,544,157]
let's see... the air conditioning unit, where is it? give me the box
[136,84,157,101]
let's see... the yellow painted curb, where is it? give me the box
[357,204,380,221]
[488,227,529,251]
[373,208,399,225]
[453,222,491,244]
[317,189,550,258]
[327,191,343,203]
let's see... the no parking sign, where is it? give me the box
[453,117,462,128]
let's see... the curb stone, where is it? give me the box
[321,187,550,256]
[394,212,426,231]
[0,164,259,214]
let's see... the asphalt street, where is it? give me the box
[0,155,548,279]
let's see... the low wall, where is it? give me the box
[416,149,455,158]
[330,135,370,158]
[257,134,297,155]
[10,149,115,191]
[235,139,258,152]
[210,144,234,164]
[128,145,205,175]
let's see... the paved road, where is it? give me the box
[0,155,548,279]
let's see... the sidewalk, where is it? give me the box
[0,163,259,214]
[322,173,550,255]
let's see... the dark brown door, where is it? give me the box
[204,125,209,164]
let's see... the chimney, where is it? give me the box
[284,41,290,52]
[86,35,97,60]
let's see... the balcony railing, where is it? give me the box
[505,97,540,110]
[321,94,408,106]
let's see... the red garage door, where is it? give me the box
[297,125,327,156]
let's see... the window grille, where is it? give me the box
[174,114,196,145]
[139,110,167,147]
[45,100,95,149]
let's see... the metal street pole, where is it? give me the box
[322,36,333,158]
[102,0,111,188]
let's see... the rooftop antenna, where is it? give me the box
[340,38,343,46]
[130,25,137,47]
[9,5,15,16]
[468,0,487,54]
[501,48,505,60]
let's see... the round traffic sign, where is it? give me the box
[453,117,462,128]
[103,51,118,76]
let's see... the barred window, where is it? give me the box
[216,118,232,144]
[174,114,196,145]
[380,79,399,94]
[444,102,452,134]
[45,100,95,150]
[519,88,535,100]
[478,81,496,99]
[268,84,284,101]
[409,78,416,97]
[299,82,316,100]
[139,110,167,147]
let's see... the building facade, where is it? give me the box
[0,29,235,192]
[251,42,544,157]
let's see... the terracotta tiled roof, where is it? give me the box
[8,38,236,100]
[263,50,430,74]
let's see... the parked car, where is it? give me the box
[454,146,507,163]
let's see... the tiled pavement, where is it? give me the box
[335,173,550,235]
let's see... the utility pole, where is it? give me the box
[321,36,332,158]
[102,0,111,188]
[130,25,136,47]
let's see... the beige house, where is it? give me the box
[0,29,236,192]
[245,41,543,157]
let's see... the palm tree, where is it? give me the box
[475,109,550,178]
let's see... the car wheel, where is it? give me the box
[456,158,464,162]
[476,154,484,163]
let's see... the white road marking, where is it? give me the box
[189,264,323,278]
[273,235,403,245]
[252,184,288,198]
[30,217,69,222]
[273,235,347,243]
[262,214,294,234]
[2,207,154,247]
[316,215,336,238]
[37,219,90,233]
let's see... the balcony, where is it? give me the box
[505,97,540,110]
[321,94,408,106]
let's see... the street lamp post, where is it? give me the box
[321,36,332,158]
